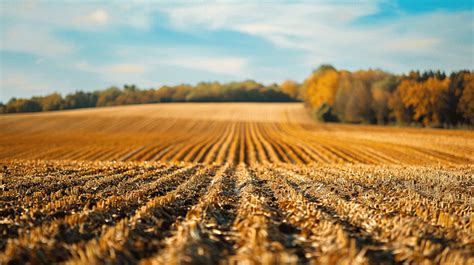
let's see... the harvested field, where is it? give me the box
[0,103,472,165]
[1,103,473,264]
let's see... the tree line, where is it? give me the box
[301,65,473,127]
[1,66,472,127]
[0,80,296,114]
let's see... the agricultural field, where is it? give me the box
[1,103,473,264]
[0,103,472,165]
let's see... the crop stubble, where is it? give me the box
[0,103,473,264]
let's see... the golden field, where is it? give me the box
[0,103,472,164]
[1,103,473,264]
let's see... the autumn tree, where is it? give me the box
[63,91,98,109]
[371,76,397,124]
[37,93,63,111]
[344,79,374,123]
[303,65,340,121]
[344,70,391,123]
[5,98,42,113]
[305,65,339,107]
[115,85,146,105]
[96,87,122,106]
[458,72,474,124]
[398,76,450,126]
[388,87,412,124]
[280,80,300,99]
[333,70,352,122]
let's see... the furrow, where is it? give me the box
[226,164,298,264]
[62,165,218,264]
[276,165,474,264]
[140,165,239,264]
[0,165,198,263]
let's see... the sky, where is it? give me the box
[0,0,473,102]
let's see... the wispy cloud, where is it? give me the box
[79,9,109,27]
[158,2,473,72]
[77,61,146,74]
[2,73,53,93]
[75,61,149,85]
[163,56,248,76]
[0,2,152,57]
[1,24,74,57]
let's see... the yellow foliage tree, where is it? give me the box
[389,87,411,124]
[280,80,300,99]
[399,77,450,126]
[303,66,339,109]
[371,86,391,124]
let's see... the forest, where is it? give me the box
[302,66,473,127]
[1,66,473,127]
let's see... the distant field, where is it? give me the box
[1,103,472,164]
[1,103,473,264]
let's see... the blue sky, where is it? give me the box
[1,0,473,102]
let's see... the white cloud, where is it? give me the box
[1,2,149,30]
[102,63,146,74]
[163,56,248,76]
[383,37,440,53]
[75,52,248,84]
[1,24,73,56]
[158,2,473,73]
[77,61,146,74]
[89,9,109,25]
[4,1,470,74]
[2,73,51,93]
[0,2,152,58]
[73,8,109,28]
[108,44,251,78]
[0,72,63,101]
[76,61,148,84]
